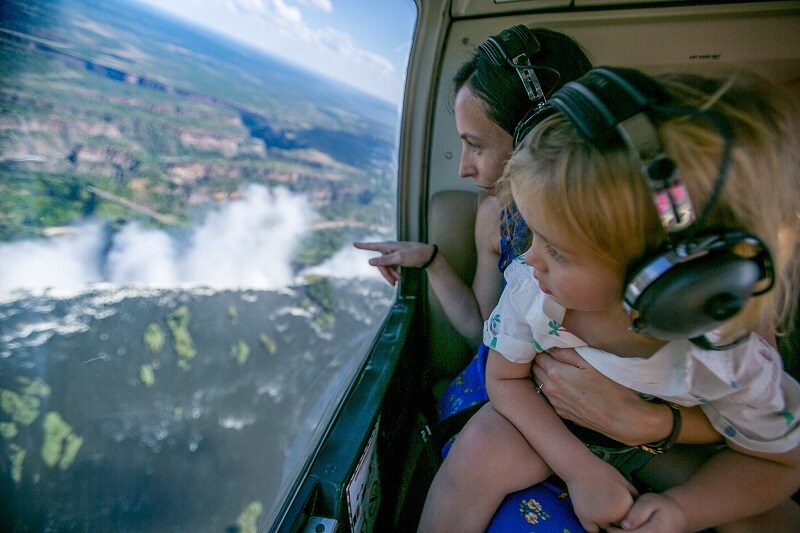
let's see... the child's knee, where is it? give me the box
[454,408,506,456]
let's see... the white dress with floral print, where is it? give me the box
[484,257,800,454]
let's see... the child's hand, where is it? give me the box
[566,461,638,532]
[605,492,689,533]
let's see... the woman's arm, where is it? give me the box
[532,347,721,446]
[354,196,503,348]
[534,325,785,448]
[486,349,637,530]
[424,196,503,346]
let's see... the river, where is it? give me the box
[0,280,393,531]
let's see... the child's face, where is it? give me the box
[454,87,513,197]
[520,205,623,314]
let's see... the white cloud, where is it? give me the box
[271,0,303,23]
[313,27,394,76]
[137,0,407,103]
[226,0,394,79]
[226,0,265,13]
[227,0,300,26]
[298,0,333,12]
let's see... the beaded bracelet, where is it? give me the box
[419,244,439,269]
[639,400,682,455]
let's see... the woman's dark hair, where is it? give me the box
[453,27,593,136]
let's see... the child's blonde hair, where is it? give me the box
[501,70,800,340]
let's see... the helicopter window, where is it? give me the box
[0,0,416,529]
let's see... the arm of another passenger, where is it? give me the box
[486,349,637,531]
[610,444,800,533]
[532,348,721,445]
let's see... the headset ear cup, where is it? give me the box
[513,105,556,147]
[625,243,769,340]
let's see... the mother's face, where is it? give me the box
[454,86,514,196]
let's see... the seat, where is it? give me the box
[426,189,482,387]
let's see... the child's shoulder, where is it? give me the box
[687,332,783,380]
[502,256,533,283]
[693,332,776,355]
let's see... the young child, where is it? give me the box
[422,68,800,533]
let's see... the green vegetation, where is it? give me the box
[259,333,277,355]
[236,501,263,533]
[304,275,336,329]
[139,364,156,387]
[41,411,83,470]
[167,305,197,369]
[10,444,25,484]
[1,422,18,439]
[143,323,165,355]
[19,378,51,398]
[0,377,51,429]
[295,228,353,268]
[230,340,250,365]
[227,305,239,324]
[1,389,41,426]
[1,377,54,483]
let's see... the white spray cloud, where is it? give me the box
[0,185,383,295]
[302,238,384,281]
[0,222,106,292]
[106,224,178,285]
[179,185,310,288]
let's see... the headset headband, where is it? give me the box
[549,67,696,233]
[478,25,546,103]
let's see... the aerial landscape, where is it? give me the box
[0,0,398,261]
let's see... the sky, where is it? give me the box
[131,0,417,105]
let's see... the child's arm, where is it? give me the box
[486,348,638,531]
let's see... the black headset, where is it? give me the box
[478,25,561,144]
[525,67,775,347]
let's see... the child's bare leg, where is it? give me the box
[418,402,551,533]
